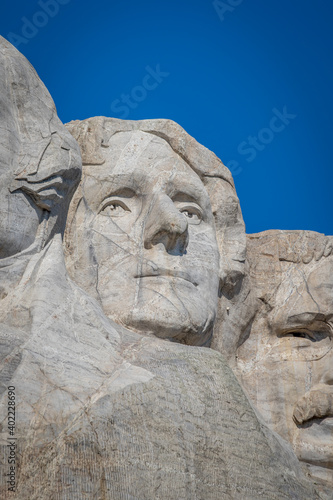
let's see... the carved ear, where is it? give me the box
[219,269,244,300]
[204,176,246,298]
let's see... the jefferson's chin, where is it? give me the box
[124,314,214,346]
[99,276,217,346]
[108,291,215,347]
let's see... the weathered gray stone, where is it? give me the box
[0,36,322,499]
[64,117,247,347]
[235,230,333,498]
[62,117,319,498]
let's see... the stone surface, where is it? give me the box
[0,35,325,499]
[64,117,247,347]
[235,230,333,497]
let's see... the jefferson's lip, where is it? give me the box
[298,417,333,428]
[135,268,198,287]
[313,416,333,426]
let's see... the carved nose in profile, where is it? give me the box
[143,194,189,254]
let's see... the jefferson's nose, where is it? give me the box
[144,194,189,253]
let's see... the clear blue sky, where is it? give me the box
[2,0,332,234]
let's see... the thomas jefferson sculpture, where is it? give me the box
[64,117,247,347]
[0,36,322,499]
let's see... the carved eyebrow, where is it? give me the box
[172,192,201,204]
[287,312,328,324]
[170,180,210,205]
[102,172,141,191]
[99,187,136,206]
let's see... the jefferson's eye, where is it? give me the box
[179,206,202,225]
[100,201,131,217]
[282,330,329,342]
[289,331,312,340]
[275,323,332,361]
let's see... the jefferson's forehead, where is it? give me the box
[103,130,196,175]
[83,130,211,206]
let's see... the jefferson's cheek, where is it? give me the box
[263,360,311,416]
[92,219,137,257]
[187,232,219,262]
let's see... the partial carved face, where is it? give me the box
[67,131,220,345]
[0,172,43,259]
[0,37,81,260]
[0,90,42,259]
[237,256,333,484]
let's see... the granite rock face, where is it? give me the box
[235,230,333,497]
[64,116,247,348]
[0,36,325,499]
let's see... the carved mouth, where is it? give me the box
[135,269,198,287]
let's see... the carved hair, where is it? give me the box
[248,230,333,266]
[244,230,333,316]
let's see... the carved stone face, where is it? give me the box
[237,256,333,484]
[68,131,220,345]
